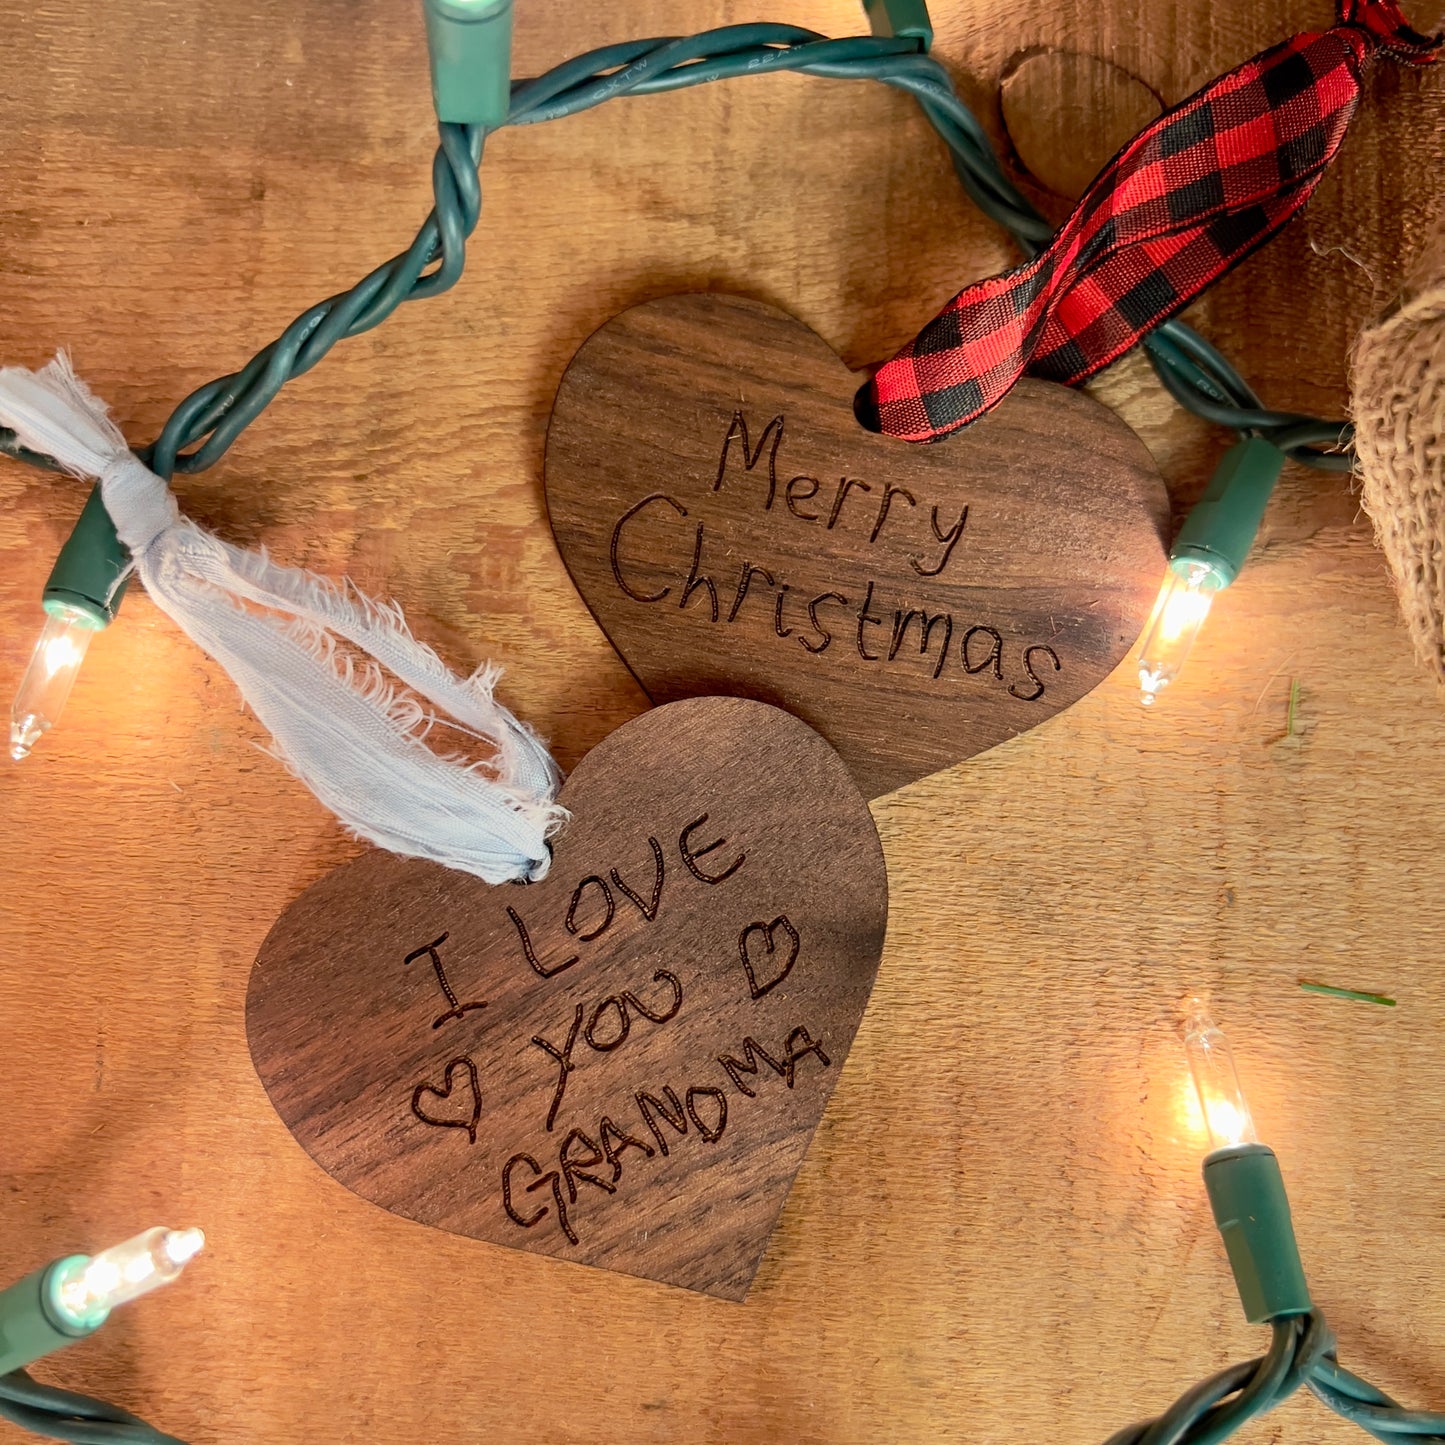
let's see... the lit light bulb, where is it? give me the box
[9,603,103,761]
[1184,1004,1257,1153]
[1184,1003,1313,1324]
[50,1227,204,1331]
[1137,560,1225,707]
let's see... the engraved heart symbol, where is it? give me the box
[738,916,799,1000]
[411,1056,483,1145]
[246,697,887,1300]
[545,293,1169,797]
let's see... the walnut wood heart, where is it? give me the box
[544,293,1170,798]
[246,697,888,1301]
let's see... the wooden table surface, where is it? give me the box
[2,2,1443,1441]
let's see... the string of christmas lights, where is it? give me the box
[3,1,1369,758]
[2,3,1439,1442]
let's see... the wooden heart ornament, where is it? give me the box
[246,697,888,1300]
[545,293,1170,798]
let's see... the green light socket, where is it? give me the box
[42,484,129,627]
[0,1258,99,1376]
[862,0,934,47]
[423,0,513,127]
[1170,437,1285,588]
[1202,1143,1312,1325]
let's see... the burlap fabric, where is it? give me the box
[1352,221,1445,684]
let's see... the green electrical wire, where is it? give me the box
[0,1370,185,1445]
[1105,1310,1445,1444]
[0,24,1352,484]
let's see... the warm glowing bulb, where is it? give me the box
[1137,561,1224,707]
[51,1227,204,1330]
[1184,1005,1257,1153]
[10,605,102,760]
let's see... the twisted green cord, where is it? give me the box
[500,30,1348,469]
[0,24,1351,483]
[1106,1312,1445,1444]
[0,1370,185,1445]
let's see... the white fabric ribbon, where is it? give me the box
[0,355,565,883]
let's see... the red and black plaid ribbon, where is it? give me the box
[857,0,1439,443]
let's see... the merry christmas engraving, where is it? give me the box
[607,410,1064,701]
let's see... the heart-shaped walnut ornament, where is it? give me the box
[545,293,1169,798]
[246,697,887,1300]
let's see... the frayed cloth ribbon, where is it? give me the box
[0,356,565,883]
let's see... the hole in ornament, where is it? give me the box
[853,381,883,434]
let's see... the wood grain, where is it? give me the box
[1000,51,1164,201]
[246,697,888,1300]
[1,2,1443,1443]
[546,293,1169,797]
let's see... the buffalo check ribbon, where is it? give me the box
[857,0,1440,443]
